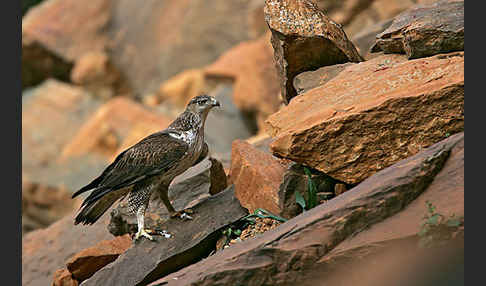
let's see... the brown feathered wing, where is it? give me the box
[72,131,188,225]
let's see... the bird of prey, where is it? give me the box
[72,95,220,241]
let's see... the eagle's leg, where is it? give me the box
[158,184,193,220]
[128,184,156,241]
[134,205,154,241]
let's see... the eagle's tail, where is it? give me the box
[72,174,105,199]
[74,188,130,225]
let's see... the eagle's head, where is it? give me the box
[186,95,220,116]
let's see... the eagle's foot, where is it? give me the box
[147,229,172,239]
[170,209,194,220]
[134,228,155,241]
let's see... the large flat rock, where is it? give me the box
[266,51,464,184]
[83,187,247,286]
[149,132,463,286]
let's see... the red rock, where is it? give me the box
[264,0,363,104]
[266,52,464,184]
[21,0,110,88]
[22,79,101,171]
[52,269,78,286]
[205,33,282,129]
[22,176,82,235]
[22,0,110,61]
[228,138,345,219]
[70,51,131,100]
[22,212,115,286]
[155,69,209,108]
[59,97,172,162]
[149,133,464,286]
[228,140,291,215]
[66,235,132,282]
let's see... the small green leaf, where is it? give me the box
[295,191,307,211]
[234,229,242,236]
[304,167,318,209]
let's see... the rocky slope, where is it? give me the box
[21,1,464,285]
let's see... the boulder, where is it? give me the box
[22,176,82,235]
[371,0,464,59]
[22,213,115,286]
[21,0,110,88]
[22,80,107,192]
[66,234,132,282]
[22,0,110,62]
[154,69,210,108]
[205,33,282,129]
[266,51,464,184]
[228,140,348,219]
[70,51,131,100]
[149,132,464,286]
[59,97,173,162]
[228,140,292,216]
[264,0,363,104]
[82,187,248,286]
[22,79,101,170]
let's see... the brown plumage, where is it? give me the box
[72,95,220,240]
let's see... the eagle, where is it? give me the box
[72,95,220,240]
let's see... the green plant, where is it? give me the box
[220,208,287,248]
[418,201,463,248]
[295,167,319,211]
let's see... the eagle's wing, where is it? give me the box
[73,131,188,225]
[73,131,188,203]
